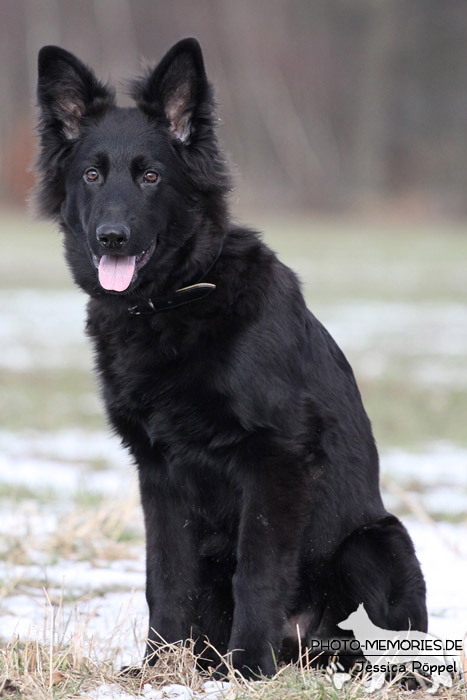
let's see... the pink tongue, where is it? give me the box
[98,255,136,292]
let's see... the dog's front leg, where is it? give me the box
[227,468,310,678]
[139,478,198,662]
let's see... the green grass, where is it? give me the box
[0,483,60,507]
[261,214,467,303]
[363,376,467,448]
[0,367,102,432]
[0,212,71,290]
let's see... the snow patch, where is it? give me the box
[83,681,230,699]
[0,289,89,370]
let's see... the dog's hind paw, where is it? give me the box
[118,665,143,678]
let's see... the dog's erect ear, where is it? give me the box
[37,46,114,141]
[131,38,211,143]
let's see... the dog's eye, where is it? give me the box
[142,170,159,184]
[84,168,100,183]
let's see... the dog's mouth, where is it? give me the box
[92,242,156,292]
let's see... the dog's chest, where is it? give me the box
[91,315,240,449]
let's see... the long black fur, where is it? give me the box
[34,38,427,679]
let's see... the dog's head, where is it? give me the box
[35,39,229,297]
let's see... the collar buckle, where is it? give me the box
[128,282,216,316]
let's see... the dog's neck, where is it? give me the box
[127,238,224,316]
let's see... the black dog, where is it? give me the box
[35,38,427,679]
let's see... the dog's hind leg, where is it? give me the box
[310,515,427,668]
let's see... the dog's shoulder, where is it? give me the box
[219,224,305,318]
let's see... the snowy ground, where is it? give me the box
[1,428,466,657]
[1,230,466,698]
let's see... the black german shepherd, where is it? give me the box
[35,38,427,678]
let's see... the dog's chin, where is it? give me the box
[91,240,156,295]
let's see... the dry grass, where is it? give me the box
[1,603,465,700]
[2,491,464,698]
[1,482,465,699]
[1,643,465,700]
[1,491,143,570]
[47,495,142,564]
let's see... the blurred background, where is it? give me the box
[2,0,467,214]
[0,0,466,661]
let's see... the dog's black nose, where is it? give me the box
[96,224,130,251]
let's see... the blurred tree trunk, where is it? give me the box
[92,0,138,92]
[1,0,467,213]
[352,0,397,202]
